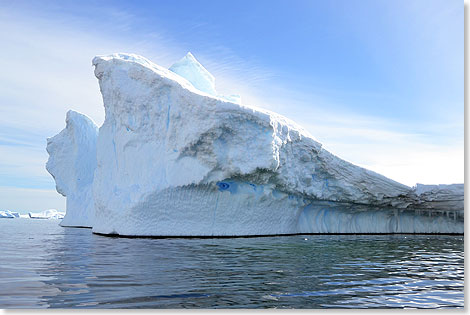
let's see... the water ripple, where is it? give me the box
[0,219,464,308]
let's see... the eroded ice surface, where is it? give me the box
[45,52,463,236]
[46,110,98,227]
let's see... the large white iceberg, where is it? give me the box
[46,52,463,235]
[46,110,98,227]
[169,52,242,104]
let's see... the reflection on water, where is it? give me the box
[0,219,464,308]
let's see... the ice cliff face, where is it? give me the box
[46,110,98,227]
[46,52,463,235]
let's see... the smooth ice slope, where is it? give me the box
[169,52,217,96]
[169,52,241,104]
[46,110,98,227]
[89,53,463,236]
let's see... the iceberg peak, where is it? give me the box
[169,52,217,96]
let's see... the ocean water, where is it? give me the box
[0,219,464,309]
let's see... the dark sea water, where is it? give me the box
[0,219,464,309]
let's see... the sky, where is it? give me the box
[0,0,463,212]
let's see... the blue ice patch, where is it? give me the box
[217,182,230,191]
[249,183,257,191]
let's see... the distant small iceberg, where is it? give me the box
[28,209,65,220]
[0,210,20,218]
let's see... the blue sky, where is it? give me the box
[0,0,463,211]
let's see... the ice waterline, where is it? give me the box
[45,52,463,236]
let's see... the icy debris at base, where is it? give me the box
[46,110,98,227]
[28,209,65,220]
[298,203,463,234]
[46,52,464,236]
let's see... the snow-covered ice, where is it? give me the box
[413,183,463,206]
[46,110,98,227]
[46,52,464,236]
[28,209,65,220]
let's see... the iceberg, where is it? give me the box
[46,52,463,236]
[28,209,65,220]
[0,210,19,218]
[46,110,98,227]
[0,211,14,218]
